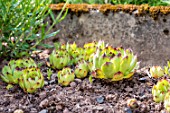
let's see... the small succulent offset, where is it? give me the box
[57,68,75,86]
[74,61,89,78]
[150,66,164,78]
[49,50,70,69]
[152,79,170,103]
[91,47,139,81]
[18,68,44,93]
[47,68,53,80]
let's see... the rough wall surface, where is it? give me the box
[46,11,170,67]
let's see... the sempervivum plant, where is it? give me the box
[1,60,22,85]
[57,68,75,86]
[75,61,89,79]
[18,68,44,93]
[150,66,164,78]
[49,50,70,69]
[152,79,170,103]
[91,47,139,81]
[1,58,37,85]
[164,91,170,112]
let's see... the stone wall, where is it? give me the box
[46,10,170,67]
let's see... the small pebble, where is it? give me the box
[14,109,24,113]
[39,92,47,100]
[50,88,57,94]
[39,99,49,108]
[106,94,115,100]
[63,108,71,113]
[74,79,82,83]
[140,104,148,112]
[139,77,148,82]
[44,81,48,85]
[70,82,77,88]
[50,74,56,80]
[155,104,162,111]
[160,110,167,113]
[125,87,133,92]
[49,79,55,84]
[56,104,63,110]
[39,109,48,113]
[30,108,37,113]
[96,96,104,104]
[124,107,132,113]
[55,85,62,90]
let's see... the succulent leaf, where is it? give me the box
[111,71,124,81]
[101,62,115,79]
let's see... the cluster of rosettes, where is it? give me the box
[152,79,170,112]
[1,58,44,93]
[150,61,170,112]
[48,40,139,86]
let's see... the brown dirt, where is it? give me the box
[0,56,168,113]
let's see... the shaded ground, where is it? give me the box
[0,56,167,113]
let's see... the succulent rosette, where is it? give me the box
[49,50,70,69]
[152,79,170,102]
[57,68,75,86]
[164,91,170,112]
[150,66,164,78]
[1,58,37,84]
[75,61,89,78]
[18,68,44,93]
[1,60,22,84]
[91,47,139,81]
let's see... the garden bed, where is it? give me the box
[46,4,170,67]
[0,56,165,113]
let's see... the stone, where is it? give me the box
[39,91,47,100]
[39,109,48,113]
[39,99,49,108]
[70,82,77,88]
[14,109,24,113]
[96,96,105,104]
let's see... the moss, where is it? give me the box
[50,3,170,18]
